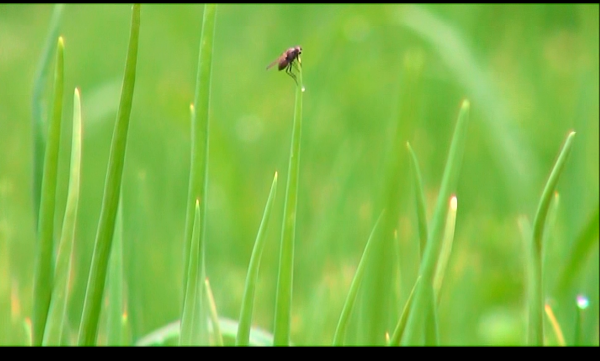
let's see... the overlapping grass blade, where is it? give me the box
[406,142,428,260]
[32,36,64,346]
[181,2,217,307]
[401,99,470,345]
[433,195,458,303]
[42,87,82,346]
[31,4,64,224]
[389,276,420,346]
[237,172,278,346]
[77,4,140,345]
[106,195,125,345]
[528,131,576,346]
[205,278,223,346]
[180,200,205,345]
[332,210,385,346]
[273,57,304,346]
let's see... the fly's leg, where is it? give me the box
[285,63,298,85]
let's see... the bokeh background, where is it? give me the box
[0,4,598,345]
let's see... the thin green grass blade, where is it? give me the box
[180,200,204,345]
[332,210,385,346]
[556,203,599,293]
[32,4,64,224]
[106,195,125,345]
[273,53,304,347]
[359,49,423,345]
[77,4,140,345]
[389,276,421,346]
[32,36,64,346]
[237,172,278,346]
[401,99,470,345]
[528,131,576,346]
[423,285,439,345]
[406,142,428,261]
[205,278,223,346]
[433,195,458,303]
[181,2,217,308]
[42,87,82,346]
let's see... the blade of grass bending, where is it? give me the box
[106,195,125,345]
[237,172,278,346]
[332,210,385,346]
[406,142,428,261]
[182,2,217,306]
[273,58,304,347]
[180,200,205,345]
[544,303,566,346]
[556,203,599,294]
[77,4,140,345]
[433,195,458,303]
[401,99,470,345]
[32,36,64,346]
[32,4,64,225]
[389,276,421,346]
[205,278,223,346]
[528,131,576,346]
[42,88,82,346]
[136,317,276,346]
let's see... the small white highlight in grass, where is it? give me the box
[576,295,589,310]
[301,86,306,92]
[450,195,457,211]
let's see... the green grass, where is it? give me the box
[0,4,598,346]
[77,4,140,345]
[273,55,304,347]
[528,131,576,346]
[237,172,278,346]
[32,35,64,346]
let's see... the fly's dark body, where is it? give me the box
[267,46,302,84]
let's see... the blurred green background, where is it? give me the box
[0,4,598,345]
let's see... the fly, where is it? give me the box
[266,45,302,84]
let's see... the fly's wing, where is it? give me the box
[266,57,280,70]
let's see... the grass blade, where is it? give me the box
[273,54,304,347]
[544,303,566,346]
[389,276,421,346]
[42,87,82,346]
[407,142,428,260]
[180,200,206,345]
[32,35,64,346]
[433,195,458,303]
[402,99,470,345]
[205,278,223,346]
[332,211,385,346]
[181,2,217,309]
[106,195,125,345]
[32,4,64,224]
[77,4,140,345]
[237,172,278,346]
[528,130,576,346]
